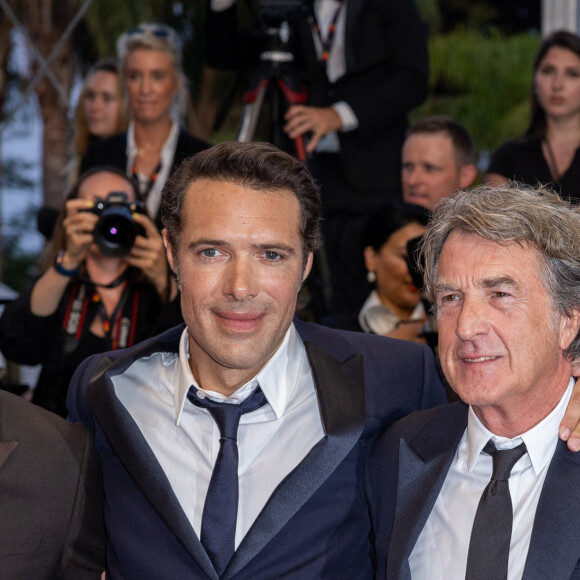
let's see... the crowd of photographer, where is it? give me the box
[2,6,580,416]
[0,168,182,416]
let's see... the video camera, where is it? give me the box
[85,192,146,257]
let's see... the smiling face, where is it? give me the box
[164,178,312,395]
[402,134,468,211]
[83,70,122,138]
[364,222,426,319]
[435,231,578,434]
[535,46,580,121]
[125,48,177,124]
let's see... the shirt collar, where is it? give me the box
[466,377,574,474]
[358,289,424,335]
[173,323,304,424]
[126,119,180,165]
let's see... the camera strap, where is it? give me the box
[310,0,344,65]
[62,280,141,352]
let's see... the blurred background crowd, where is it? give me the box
[0,0,576,412]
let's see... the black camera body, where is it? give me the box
[86,192,146,257]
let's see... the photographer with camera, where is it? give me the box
[0,166,182,416]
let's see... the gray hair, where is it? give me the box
[421,182,580,360]
[116,23,187,119]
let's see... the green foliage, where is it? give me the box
[412,29,541,156]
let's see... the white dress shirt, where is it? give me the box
[409,378,574,580]
[126,119,180,218]
[113,323,325,548]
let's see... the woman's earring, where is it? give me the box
[367,271,376,283]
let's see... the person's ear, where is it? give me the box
[459,164,478,189]
[560,309,580,352]
[302,252,314,283]
[363,245,377,274]
[162,229,177,275]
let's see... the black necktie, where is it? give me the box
[465,439,527,580]
[187,386,267,576]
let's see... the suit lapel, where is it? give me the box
[224,341,366,578]
[344,0,364,70]
[87,346,219,580]
[387,403,468,580]
[0,395,18,468]
[523,440,580,579]
[0,440,17,468]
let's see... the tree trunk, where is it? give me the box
[25,0,76,208]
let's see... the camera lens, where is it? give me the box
[94,208,136,257]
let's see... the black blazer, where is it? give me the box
[80,128,210,186]
[366,401,580,580]
[0,390,105,579]
[67,320,445,579]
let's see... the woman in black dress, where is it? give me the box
[487,30,580,202]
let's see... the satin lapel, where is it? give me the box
[224,342,366,578]
[387,403,468,580]
[87,352,218,580]
[0,440,17,468]
[523,440,580,579]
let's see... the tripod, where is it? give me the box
[237,21,309,161]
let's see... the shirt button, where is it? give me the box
[197,390,206,400]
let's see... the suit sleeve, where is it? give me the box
[342,0,429,142]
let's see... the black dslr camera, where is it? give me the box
[87,192,146,257]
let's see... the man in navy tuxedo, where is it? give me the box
[67,141,445,579]
[367,183,580,579]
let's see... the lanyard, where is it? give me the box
[311,0,344,64]
[131,160,162,199]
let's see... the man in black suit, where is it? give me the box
[206,0,429,314]
[67,141,445,579]
[367,183,580,579]
[0,390,105,579]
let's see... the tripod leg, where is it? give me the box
[237,80,268,142]
[277,77,309,161]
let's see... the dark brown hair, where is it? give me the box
[161,142,322,265]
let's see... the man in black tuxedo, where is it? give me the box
[367,183,580,579]
[67,141,445,579]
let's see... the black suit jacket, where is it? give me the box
[366,401,580,580]
[207,0,428,208]
[67,320,445,579]
[0,391,105,579]
[81,128,209,176]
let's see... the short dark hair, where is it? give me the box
[406,116,475,166]
[161,142,322,264]
[527,30,580,138]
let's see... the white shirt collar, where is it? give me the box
[466,377,574,475]
[173,323,303,424]
[358,289,424,335]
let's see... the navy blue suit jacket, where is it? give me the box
[67,320,444,579]
[366,401,580,580]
